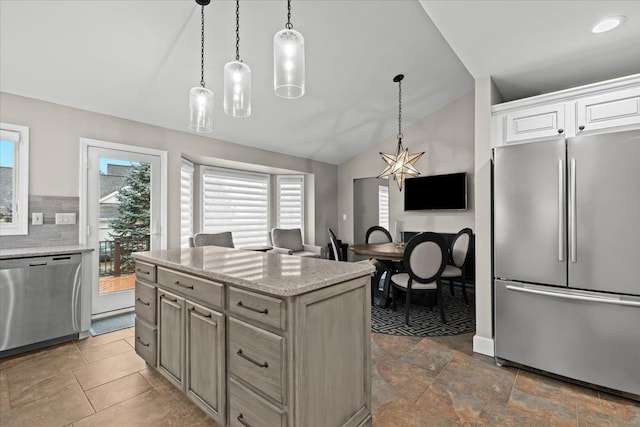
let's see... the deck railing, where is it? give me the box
[98,236,150,277]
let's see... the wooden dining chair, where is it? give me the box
[328,228,344,261]
[365,226,392,244]
[389,232,449,325]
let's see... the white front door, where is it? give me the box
[81,139,166,317]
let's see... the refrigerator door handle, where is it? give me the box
[569,158,577,263]
[506,284,640,308]
[558,159,565,262]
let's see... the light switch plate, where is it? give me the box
[32,212,43,225]
[55,213,77,225]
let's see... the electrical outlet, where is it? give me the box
[342,214,347,221]
[32,212,43,225]
[55,213,77,225]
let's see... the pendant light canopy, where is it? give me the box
[378,74,424,191]
[189,0,214,132]
[224,0,251,117]
[274,0,305,99]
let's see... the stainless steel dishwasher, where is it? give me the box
[0,254,82,357]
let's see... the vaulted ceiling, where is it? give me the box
[2,1,638,165]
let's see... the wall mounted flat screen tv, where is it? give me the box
[404,172,467,210]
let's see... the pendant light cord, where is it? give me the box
[397,78,403,140]
[286,0,293,29]
[235,0,241,61]
[200,5,205,87]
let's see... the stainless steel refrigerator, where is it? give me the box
[493,129,640,397]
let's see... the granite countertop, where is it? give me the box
[134,246,375,297]
[0,245,94,260]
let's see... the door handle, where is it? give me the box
[189,307,211,318]
[558,159,565,262]
[236,349,269,368]
[569,158,577,263]
[237,301,268,314]
[506,285,640,307]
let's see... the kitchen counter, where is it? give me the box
[0,244,94,260]
[133,246,374,296]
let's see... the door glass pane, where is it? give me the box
[0,139,15,223]
[98,158,151,295]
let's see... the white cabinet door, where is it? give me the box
[505,103,566,143]
[576,87,640,133]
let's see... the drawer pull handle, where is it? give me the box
[237,414,251,427]
[162,295,178,303]
[136,337,150,347]
[136,269,150,275]
[136,297,150,306]
[189,307,211,318]
[237,349,268,368]
[237,301,268,315]
[174,280,194,289]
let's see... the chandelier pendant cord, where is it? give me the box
[235,0,241,61]
[200,5,205,87]
[286,0,293,29]
[397,78,403,142]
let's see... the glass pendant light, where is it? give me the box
[274,0,305,98]
[378,74,424,191]
[224,0,251,117]
[189,0,214,132]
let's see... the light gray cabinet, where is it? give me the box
[186,301,225,424]
[134,262,157,367]
[157,289,184,388]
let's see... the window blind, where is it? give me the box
[180,159,194,248]
[378,185,389,231]
[276,175,304,233]
[201,167,269,247]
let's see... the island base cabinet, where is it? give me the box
[158,289,184,389]
[186,301,225,425]
[229,378,286,427]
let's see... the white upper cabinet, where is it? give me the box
[576,87,640,133]
[505,103,566,143]
[492,74,640,147]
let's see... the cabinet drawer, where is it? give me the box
[229,318,285,403]
[229,287,286,331]
[135,280,156,324]
[229,378,286,427]
[135,318,157,366]
[157,267,223,308]
[135,261,156,283]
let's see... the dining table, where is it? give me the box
[350,242,405,307]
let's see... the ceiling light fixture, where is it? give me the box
[592,16,626,33]
[274,0,305,98]
[378,74,424,191]
[224,0,251,117]
[189,0,214,132]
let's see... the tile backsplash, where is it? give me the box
[0,195,79,249]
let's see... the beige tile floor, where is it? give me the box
[0,328,638,426]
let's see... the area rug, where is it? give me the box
[371,290,475,337]
[89,313,135,336]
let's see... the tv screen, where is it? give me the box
[404,172,467,210]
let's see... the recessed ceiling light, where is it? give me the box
[592,16,626,33]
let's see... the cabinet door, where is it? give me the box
[576,87,640,133]
[505,103,566,143]
[158,289,184,388]
[186,301,225,424]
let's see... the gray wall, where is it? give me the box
[353,177,387,247]
[338,90,475,245]
[0,92,338,249]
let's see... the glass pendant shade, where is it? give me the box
[224,61,252,118]
[274,28,305,98]
[189,86,214,133]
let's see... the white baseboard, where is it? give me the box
[92,307,134,320]
[473,335,494,357]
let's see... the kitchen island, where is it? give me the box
[133,246,375,427]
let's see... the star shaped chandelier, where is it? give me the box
[378,74,424,191]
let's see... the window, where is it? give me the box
[276,175,304,233]
[378,184,389,230]
[180,159,194,248]
[0,123,29,236]
[201,167,269,247]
